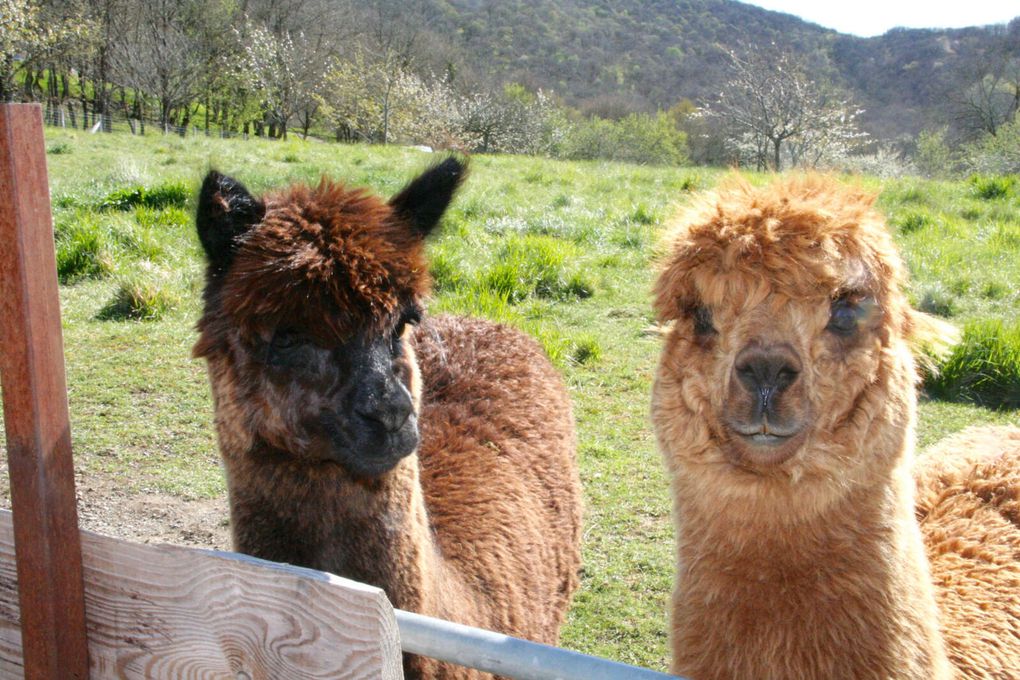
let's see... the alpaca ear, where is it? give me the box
[388,157,467,236]
[907,309,960,375]
[196,171,265,269]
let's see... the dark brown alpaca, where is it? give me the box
[192,159,582,679]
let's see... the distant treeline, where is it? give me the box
[3,0,1018,174]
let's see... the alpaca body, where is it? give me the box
[656,334,949,680]
[917,426,1020,677]
[219,315,581,678]
[652,174,1018,679]
[194,163,581,679]
[666,454,950,679]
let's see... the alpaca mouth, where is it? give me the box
[744,432,790,446]
[319,414,419,477]
[725,420,805,467]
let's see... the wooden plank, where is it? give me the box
[0,103,90,679]
[0,510,403,679]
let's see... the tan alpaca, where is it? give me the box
[652,174,1019,679]
[192,160,582,679]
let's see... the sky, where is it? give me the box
[740,1,1019,37]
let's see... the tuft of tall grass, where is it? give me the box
[981,280,1010,300]
[678,175,700,192]
[915,282,958,318]
[481,234,595,302]
[569,335,603,365]
[896,211,931,234]
[98,181,191,211]
[54,212,115,281]
[428,244,469,292]
[924,320,1020,409]
[969,174,1016,200]
[96,265,184,321]
[630,203,656,225]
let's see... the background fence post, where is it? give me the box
[0,103,90,679]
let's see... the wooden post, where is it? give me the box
[0,104,90,679]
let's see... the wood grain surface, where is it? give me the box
[0,103,90,680]
[0,509,403,679]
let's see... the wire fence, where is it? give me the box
[37,101,266,140]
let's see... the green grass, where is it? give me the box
[925,320,1020,409]
[98,181,192,211]
[969,174,1017,200]
[0,128,1018,672]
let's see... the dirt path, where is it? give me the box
[0,461,231,550]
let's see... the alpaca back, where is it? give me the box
[915,425,1020,678]
[413,314,583,643]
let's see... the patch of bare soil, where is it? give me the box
[0,458,231,551]
[75,475,231,549]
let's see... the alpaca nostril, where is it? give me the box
[776,367,799,389]
[357,398,413,433]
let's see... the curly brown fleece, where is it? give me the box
[916,425,1020,678]
[195,172,582,680]
[652,174,1018,679]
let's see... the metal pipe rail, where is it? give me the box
[397,609,682,680]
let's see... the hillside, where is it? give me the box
[424,0,1020,139]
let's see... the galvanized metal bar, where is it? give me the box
[396,609,681,680]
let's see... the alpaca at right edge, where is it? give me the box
[651,174,1020,679]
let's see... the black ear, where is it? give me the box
[196,171,265,271]
[388,157,467,236]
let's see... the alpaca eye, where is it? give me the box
[393,306,422,338]
[391,306,421,355]
[827,298,860,336]
[692,305,716,337]
[267,330,307,366]
[272,331,301,350]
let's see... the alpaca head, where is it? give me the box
[193,158,466,478]
[653,175,951,515]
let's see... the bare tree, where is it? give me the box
[707,44,865,171]
[952,59,1020,139]
[112,0,203,131]
[355,0,432,144]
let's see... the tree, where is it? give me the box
[964,113,1020,174]
[353,0,432,144]
[952,57,1020,139]
[0,0,43,101]
[112,0,203,131]
[1,0,92,104]
[319,48,394,143]
[239,20,328,139]
[914,127,956,178]
[707,44,865,171]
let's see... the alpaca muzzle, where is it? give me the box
[723,342,809,466]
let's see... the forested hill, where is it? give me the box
[424,0,1020,138]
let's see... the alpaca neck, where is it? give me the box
[671,453,951,679]
[225,440,470,618]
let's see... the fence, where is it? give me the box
[0,103,678,679]
[38,100,266,140]
[31,98,299,140]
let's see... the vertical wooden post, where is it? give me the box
[0,104,89,678]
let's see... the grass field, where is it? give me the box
[2,127,1019,672]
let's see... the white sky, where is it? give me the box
[740,0,1019,37]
